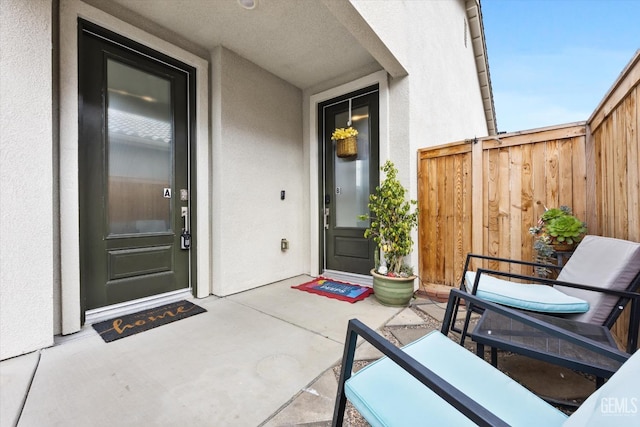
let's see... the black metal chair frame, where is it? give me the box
[452,253,640,353]
[333,313,630,426]
[332,318,510,427]
[444,288,631,381]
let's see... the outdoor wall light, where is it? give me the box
[238,0,256,10]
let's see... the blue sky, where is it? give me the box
[481,0,640,133]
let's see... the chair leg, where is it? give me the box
[332,326,358,427]
[450,290,463,334]
[627,299,639,353]
[476,343,484,359]
[491,348,498,367]
[441,291,461,337]
[460,308,473,346]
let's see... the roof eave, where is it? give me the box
[466,0,498,136]
[321,0,408,79]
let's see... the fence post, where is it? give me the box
[471,137,484,267]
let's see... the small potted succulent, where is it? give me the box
[529,206,587,277]
[359,160,418,306]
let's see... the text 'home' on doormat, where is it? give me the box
[92,300,206,343]
[292,277,373,303]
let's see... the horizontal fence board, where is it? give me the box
[419,142,472,159]
[481,124,586,149]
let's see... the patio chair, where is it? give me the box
[445,288,632,391]
[453,235,640,353]
[332,318,638,427]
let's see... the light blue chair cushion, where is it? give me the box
[344,330,568,427]
[563,349,640,426]
[465,271,590,313]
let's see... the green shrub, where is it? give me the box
[359,161,418,276]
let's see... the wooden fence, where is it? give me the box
[417,50,640,348]
[418,124,588,285]
[588,52,640,345]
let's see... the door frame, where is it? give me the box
[59,1,210,334]
[308,71,389,278]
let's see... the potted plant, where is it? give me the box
[359,160,419,306]
[331,127,358,158]
[529,206,587,277]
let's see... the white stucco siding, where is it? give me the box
[350,0,489,271]
[0,0,54,360]
[211,48,304,296]
[407,0,488,146]
[353,0,488,152]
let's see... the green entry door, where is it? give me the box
[321,87,379,275]
[79,21,195,311]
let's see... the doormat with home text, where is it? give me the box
[92,300,206,343]
[292,277,373,303]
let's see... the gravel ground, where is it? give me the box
[331,303,460,426]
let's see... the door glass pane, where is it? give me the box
[334,105,370,228]
[106,59,173,235]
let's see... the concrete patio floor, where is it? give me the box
[1,275,404,427]
[1,275,596,426]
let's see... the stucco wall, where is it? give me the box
[353,0,488,170]
[351,0,489,269]
[0,0,54,360]
[211,47,305,296]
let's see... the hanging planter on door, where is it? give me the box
[332,127,358,158]
[336,135,358,158]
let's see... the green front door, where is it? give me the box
[320,86,379,275]
[78,21,195,311]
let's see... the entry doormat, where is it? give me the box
[292,277,373,303]
[92,300,206,343]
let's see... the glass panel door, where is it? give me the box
[79,20,193,311]
[107,59,173,235]
[334,105,371,229]
[321,86,379,275]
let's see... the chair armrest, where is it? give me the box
[472,268,640,301]
[464,253,563,272]
[460,253,562,289]
[333,319,509,427]
[468,268,559,294]
[442,289,631,363]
